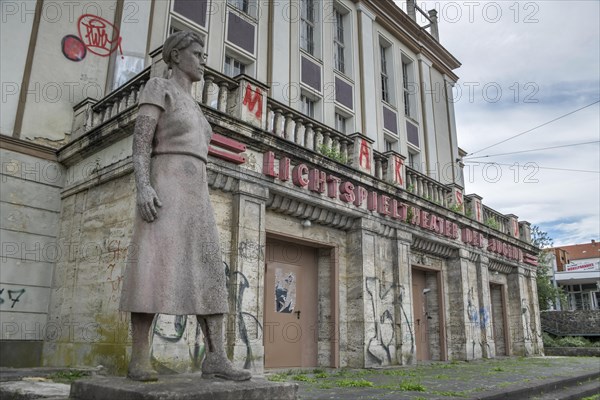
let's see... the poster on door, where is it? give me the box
[275,268,296,313]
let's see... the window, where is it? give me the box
[301,0,315,55]
[228,0,258,18]
[301,94,315,118]
[172,0,208,27]
[224,55,246,77]
[402,62,411,116]
[408,149,421,171]
[385,139,396,152]
[402,58,416,119]
[380,44,390,103]
[229,0,249,13]
[335,112,346,133]
[333,8,345,73]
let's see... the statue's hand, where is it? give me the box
[137,185,163,222]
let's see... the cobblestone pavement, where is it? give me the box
[265,357,600,399]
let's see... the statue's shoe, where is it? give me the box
[202,357,252,381]
[127,367,159,382]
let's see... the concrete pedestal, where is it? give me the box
[70,375,297,400]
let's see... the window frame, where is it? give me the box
[333,8,345,73]
[224,55,247,77]
[301,0,316,56]
[301,94,316,119]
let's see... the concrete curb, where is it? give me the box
[470,371,600,400]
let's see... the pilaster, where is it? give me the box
[345,218,378,367]
[394,230,415,365]
[475,255,495,358]
[229,180,269,373]
[446,249,482,360]
[507,266,533,356]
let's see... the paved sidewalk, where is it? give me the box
[0,357,598,399]
[266,357,600,399]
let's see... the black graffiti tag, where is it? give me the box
[0,288,26,308]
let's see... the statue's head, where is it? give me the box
[163,31,205,67]
[163,31,206,81]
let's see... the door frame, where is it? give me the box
[265,233,340,368]
[490,282,511,356]
[411,264,448,361]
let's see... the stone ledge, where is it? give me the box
[544,347,600,357]
[70,375,297,400]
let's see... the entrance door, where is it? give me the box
[264,240,318,368]
[412,269,430,360]
[490,284,507,356]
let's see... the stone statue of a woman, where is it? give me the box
[119,31,251,382]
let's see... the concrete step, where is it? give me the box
[534,379,600,400]
[473,371,600,400]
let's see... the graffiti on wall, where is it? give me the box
[149,261,262,371]
[62,14,123,61]
[105,240,126,303]
[0,288,26,308]
[365,276,414,365]
[365,277,394,365]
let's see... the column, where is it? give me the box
[476,255,495,358]
[394,230,415,365]
[345,218,378,368]
[356,4,378,143]
[446,249,482,360]
[507,266,532,356]
[417,54,438,178]
[229,180,269,373]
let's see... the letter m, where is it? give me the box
[242,83,263,119]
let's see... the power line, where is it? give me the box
[467,100,600,156]
[463,161,600,174]
[464,141,600,160]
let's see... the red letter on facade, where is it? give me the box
[292,164,309,187]
[263,151,278,178]
[243,84,263,119]
[359,139,371,170]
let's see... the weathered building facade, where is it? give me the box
[1,0,542,372]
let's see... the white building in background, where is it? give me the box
[550,241,600,310]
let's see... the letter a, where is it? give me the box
[359,139,371,170]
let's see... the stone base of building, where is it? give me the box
[70,375,297,400]
[0,341,43,368]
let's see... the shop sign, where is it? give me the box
[565,260,599,272]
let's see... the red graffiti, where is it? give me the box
[455,191,463,206]
[62,34,86,61]
[77,14,122,57]
[242,83,263,119]
[394,157,403,185]
[359,139,371,170]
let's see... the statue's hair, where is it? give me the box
[162,31,204,67]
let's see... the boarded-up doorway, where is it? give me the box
[412,269,431,361]
[264,239,318,368]
[490,284,508,356]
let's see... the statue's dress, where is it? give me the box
[119,77,228,315]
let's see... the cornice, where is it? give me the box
[0,134,58,161]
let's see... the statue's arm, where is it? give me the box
[133,104,163,222]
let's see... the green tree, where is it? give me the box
[531,226,566,311]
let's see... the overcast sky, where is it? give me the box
[397,0,600,246]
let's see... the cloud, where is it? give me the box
[409,0,600,245]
